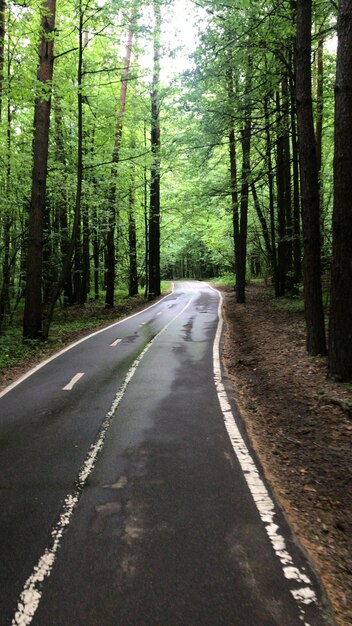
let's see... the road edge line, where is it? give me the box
[0,284,175,400]
[210,284,319,624]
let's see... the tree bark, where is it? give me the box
[0,0,5,122]
[105,7,137,307]
[295,0,326,355]
[23,0,56,340]
[148,0,161,299]
[264,94,279,294]
[328,1,352,381]
[235,56,252,304]
[227,66,239,285]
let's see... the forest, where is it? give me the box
[0,0,351,380]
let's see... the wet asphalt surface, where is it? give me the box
[0,281,334,625]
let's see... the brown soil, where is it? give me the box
[221,283,352,626]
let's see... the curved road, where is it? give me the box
[0,281,333,625]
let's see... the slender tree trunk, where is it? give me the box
[328,1,352,381]
[105,8,137,307]
[264,94,279,293]
[0,46,11,332]
[282,76,293,291]
[227,66,239,284]
[53,100,73,305]
[276,90,287,296]
[148,0,161,299]
[80,30,90,304]
[23,0,56,340]
[143,124,149,298]
[0,0,5,122]
[73,3,84,305]
[315,33,324,177]
[295,0,326,355]
[236,57,252,304]
[251,180,272,260]
[128,185,138,296]
[289,68,302,288]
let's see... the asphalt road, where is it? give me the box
[0,281,334,626]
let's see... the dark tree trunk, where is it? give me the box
[236,57,252,304]
[128,185,138,296]
[251,180,272,260]
[0,0,5,122]
[23,0,56,340]
[282,76,293,291]
[227,66,239,283]
[105,8,137,307]
[264,94,279,293]
[53,101,73,305]
[276,90,287,296]
[328,1,352,381]
[143,123,149,298]
[148,0,161,299]
[0,50,11,332]
[295,0,326,355]
[289,68,302,288]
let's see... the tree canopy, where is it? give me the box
[0,0,351,380]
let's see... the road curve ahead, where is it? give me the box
[0,281,334,626]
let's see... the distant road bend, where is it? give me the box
[0,281,334,625]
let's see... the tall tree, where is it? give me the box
[148,0,161,299]
[328,0,352,381]
[295,0,326,355]
[236,56,252,304]
[0,0,5,121]
[23,0,56,340]
[105,6,137,307]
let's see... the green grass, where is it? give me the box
[272,296,305,313]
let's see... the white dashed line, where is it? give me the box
[110,338,122,347]
[0,284,175,400]
[11,295,193,626]
[156,311,162,316]
[62,373,84,391]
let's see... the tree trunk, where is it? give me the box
[276,90,287,296]
[105,7,137,307]
[227,66,239,284]
[295,0,326,355]
[128,185,138,296]
[289,67,302,288]
[264,94,279,293]
[328,1,352,381]
[0,0,5,122]
[53,100,74,305]
[23,0,56,340]
[148,0,161,299]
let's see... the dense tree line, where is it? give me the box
[0,0,351,380]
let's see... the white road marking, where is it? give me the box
[139,322,146,327]
[0,285,175,400]
[11,296,193,626]
[211,285,317,624]
[156,311,162,316]
[110,338,122,347]
[62,373,84,391]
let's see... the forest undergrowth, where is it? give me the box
[222,282,352,626]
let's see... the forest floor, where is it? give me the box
[221,283,352,626]
[1,283,351,625]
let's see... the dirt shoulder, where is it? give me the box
[221,283,352,626]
